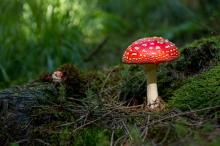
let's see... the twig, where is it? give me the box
[100,69,114,95]
[14,139,28,144]
[34,139,51,146]
[84,37,109,61]
[147,105,220,126]
[110,130,115,146]
[114,135,127,146]
[158,126,171,145]
[56,115,86,128]
[72,111,113,133]
[122,121,132,140]
[141,114,150,140]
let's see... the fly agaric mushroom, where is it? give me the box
[122,37,180,109]
[52,70,64,83]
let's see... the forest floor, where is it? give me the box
[0,36,220,146]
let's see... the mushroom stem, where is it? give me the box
[143,64,159,108]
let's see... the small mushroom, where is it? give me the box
[122,37,180,109]
[52,70,64,83]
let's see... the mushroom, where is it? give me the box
[122,37,180,109]
[52,70,64,83]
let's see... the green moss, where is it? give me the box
[73,128,110,146]
[209,137,220,146]
[168,65,220,110]
[202,122,215,133]
[175,36,220,73]
[157,35,220,99]
[174,123,189,138]
[185,36,220,49]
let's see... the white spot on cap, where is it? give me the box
[165,45,170,48]
[149,47,153,50]
[134,47,139,50]
[157,40,164,44]
[156,46,161,50]
[131,52,137,56]
[142,49,147,52]
[142,44,147,47]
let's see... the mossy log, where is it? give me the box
[0,64,87,145]
[0,82,57,144]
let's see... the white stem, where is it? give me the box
[144,64,159,108]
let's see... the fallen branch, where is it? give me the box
[84,37,109,62]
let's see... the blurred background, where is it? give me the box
[0,0,220,88]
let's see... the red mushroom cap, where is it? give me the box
[122,37,180,64]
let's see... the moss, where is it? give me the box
[73,128,110,146]
[175,36,220,74]
[168,65,220,110]
[157,35,220,99]
[58,64,86,98]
